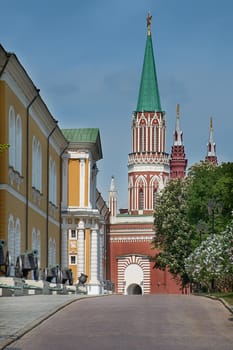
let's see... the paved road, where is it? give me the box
[4,295,233,350]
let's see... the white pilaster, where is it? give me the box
[77,220,85,279]
[61,227,68,268]
[87,225,102,295]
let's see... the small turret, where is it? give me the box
[205,117,218,165]
[169,104,187,179]
[109,176,117,218]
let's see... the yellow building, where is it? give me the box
[0,44,68,277]
[61,129,109,294]
[0,44,109,294]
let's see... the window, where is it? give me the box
[32,229,41,260]
[9,107,22,173]
[48,238,56,266]
[15,115,22,173]
[139,189,144,210]
[9,106,15,168]
[71,229,76,238]
[153,189,157,209]
[70,255,76,264]
[49,157,57,205]
[8,215,21,276]
[32,136,42,192]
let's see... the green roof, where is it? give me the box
[62,128,99,143]
[62,128,103,160]
[136,34,162,112]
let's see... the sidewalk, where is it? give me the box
[0,294,86,349]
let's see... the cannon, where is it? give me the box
[44,266,73,285]
[15,250,40,280]
[44,265,62,284]
[61,268,73,285]
[0,240,11,276]
[78,273,88,286]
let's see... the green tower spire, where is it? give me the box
[136,14,162,112]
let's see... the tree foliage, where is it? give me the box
[185,220,233,291]
[153,178,194,286]
[153,161,233,291]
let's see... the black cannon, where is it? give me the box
[61,268,73,285]
[15,250,40,280]
[0,240,11,276]
[78,273,88,286]
[44,265,62,284]
[44,266,73,285]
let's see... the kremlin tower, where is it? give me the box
[169,104,187,178]
[205,117,218,165]
[107,14,184,295]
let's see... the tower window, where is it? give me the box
[139,189,144,210]
[153,189,157,209]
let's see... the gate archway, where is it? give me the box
[127,283,142,295]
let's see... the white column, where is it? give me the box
[61,227,68,268]
[90,226,99,283]
[77,220,85,278]
[99,226,104,283]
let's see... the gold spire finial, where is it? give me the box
[147,13,152,35]
[176,103,180,117]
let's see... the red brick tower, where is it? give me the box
[107,14,183,295]
[169,104,187,178]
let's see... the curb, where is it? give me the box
[197,293,233,315]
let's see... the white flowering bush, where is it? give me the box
[185,220,233,291]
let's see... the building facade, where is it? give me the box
[60,128,109,294]
[0,47,108,293]
[0,45,68,277]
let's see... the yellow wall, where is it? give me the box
[68,159,80,206]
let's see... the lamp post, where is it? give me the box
[197,220,208,243]
[207,198,223,238]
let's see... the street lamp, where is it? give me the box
[197,220,208,243]
[207,198,223,238]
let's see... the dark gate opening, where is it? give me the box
[127,283,142,295]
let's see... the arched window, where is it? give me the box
[37,142,42,192]
[49,157,57,205]
[32,137,42,192]
[9,106,15,168]
[32,137,37,188]
[48,238,56,266]
[15,114,22,174]
[7,216,21,276]
[153,189,157,209]
[32,229,41,261]
[139,189,144,210]
[8,215,15,276]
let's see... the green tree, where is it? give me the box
[186,161,233,236]
[185,220,233,291]
[153,178,195,287]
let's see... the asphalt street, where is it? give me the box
[2,295,233,350]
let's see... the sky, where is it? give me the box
[1,0,233,208]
